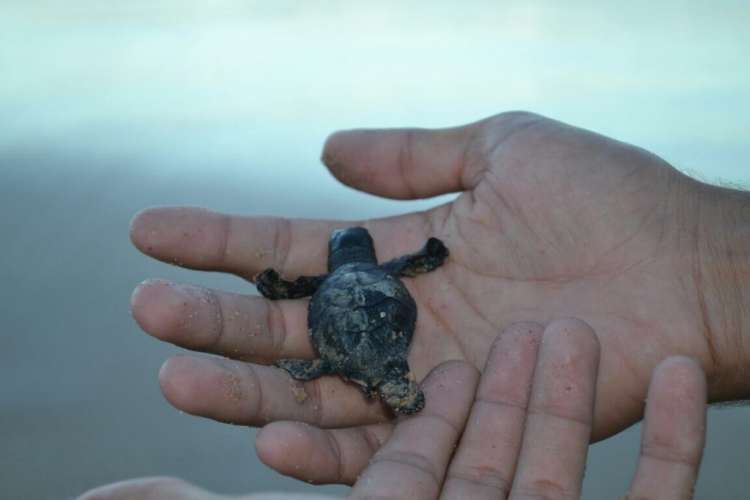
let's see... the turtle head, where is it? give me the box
[328,227,377,271]
[378,362,425,416]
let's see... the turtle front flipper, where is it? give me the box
[275,358,331,380]
[255,269,326,299]
[382,237,449,277]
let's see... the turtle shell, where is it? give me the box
[308,262,417,387]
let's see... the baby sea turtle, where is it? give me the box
[255,227,448,415]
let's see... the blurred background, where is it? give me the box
[1,1,748,498]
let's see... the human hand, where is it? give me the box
[80,319,708,499]
[128,111,741,443]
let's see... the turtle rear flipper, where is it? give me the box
[379,376,425,415]
[275,358,331,380]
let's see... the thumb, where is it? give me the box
[321,121,483,200]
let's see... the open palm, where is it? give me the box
[130,111,714,482]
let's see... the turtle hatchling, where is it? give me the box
[255,227,448,415]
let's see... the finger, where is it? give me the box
[441,322,543,500]
[78,476,337,500]
[129,207,437,280]
[509,318,600,500]
[78,476,224,500]
[627,356,707,499]
[158,355,389,427]
[350,361,479,500]
[321,112,541,200]
[129,206,338,280]
[130,279,314,362]
[322,124,477,200]
[256,421,393,485]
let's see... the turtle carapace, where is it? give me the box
[255,227,448,415]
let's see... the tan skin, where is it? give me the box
[81,320,708,499]
[123,112,739,485]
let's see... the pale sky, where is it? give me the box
[1,0,748,187]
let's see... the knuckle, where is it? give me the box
[492,109,542,122]
[396,129,419,198]
[305,377,326,426]
[240,364,266,425]
[640,440,702,468]
[205,288,225,351]
[273,218,293,272]
[324,430,346,483]
[370,450,441,488]
[446,464,512,496]
[217,212,233,266]
[265,299,288,357]
[527,402,592,429]
[512,477,577,500]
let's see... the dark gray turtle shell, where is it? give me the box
[257,228,447,414]
[308,262,416,392]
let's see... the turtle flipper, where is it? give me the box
[347,377,379,399]
[382,237,449,277]
[379,373,425,415]
[255,269,326,299]
[275,358,331,380]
